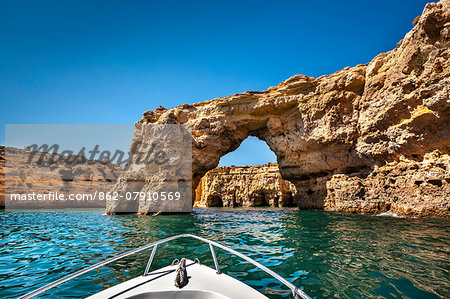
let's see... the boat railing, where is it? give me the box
[19,233,311,299]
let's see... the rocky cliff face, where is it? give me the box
[324,151,449,217]
[1,146,123,209]
[108,1,450,217]
[194,164,296,208]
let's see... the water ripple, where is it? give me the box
[0,209,448,298]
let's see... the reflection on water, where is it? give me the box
[0,209,448,298]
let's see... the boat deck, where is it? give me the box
[87,259,267,299]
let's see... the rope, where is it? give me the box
[174,258,188,288]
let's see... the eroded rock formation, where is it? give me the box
[1,146,123,209]
[108,1,450,217]
[324,151,449,217]
[194,164,296,208]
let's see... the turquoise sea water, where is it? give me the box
[0,209,449,298]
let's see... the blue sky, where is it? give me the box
[1,0,429,165]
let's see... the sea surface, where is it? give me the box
[0,208,449,298]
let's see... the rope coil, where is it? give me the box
[174,258,188,288]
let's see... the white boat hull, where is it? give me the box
[88,259,267,299]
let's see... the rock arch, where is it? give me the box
[107,1,450,216]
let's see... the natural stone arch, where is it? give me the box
[107,2,450,216]
[134,87,369,210]
[169,82,369,210]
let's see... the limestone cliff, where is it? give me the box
[107,1,450,217]
[324,151,449,217]
[194,164,296,208]
[0,146,123,209]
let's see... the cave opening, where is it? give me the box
[194,136,296,208]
